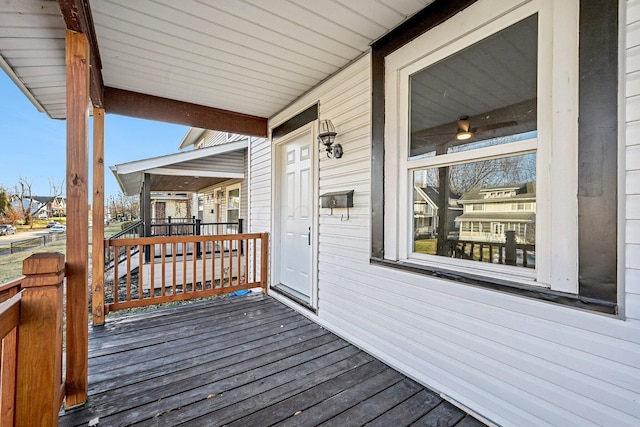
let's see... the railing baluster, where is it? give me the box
[220,238,225,288]
[182,242,187,294]
[126,246,131,302]
[244,236,249,286]
[161,244,166,298]
[113,244,119,304]
[172,242,177,296]
[192,242,197,293]
[138,244,143,301]
[237,237,242,286]
[202,239,207,292]
[149,243,155,300]
[210,243,215,290]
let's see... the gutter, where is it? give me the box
[0,53,49,117]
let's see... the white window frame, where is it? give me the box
[226,183,241,222]
[384,0,579,292]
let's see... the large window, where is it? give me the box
[384,0,580,292]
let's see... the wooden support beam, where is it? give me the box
[65,29,90,408]
[92,108,105,326]
[58,0,104,107]
[15,253,65,427]
[104,87,268,137]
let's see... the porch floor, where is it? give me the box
[59,293,485,426]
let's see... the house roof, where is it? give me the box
[460,182,536,202]
[110,140,247,196]
[455,212,535,223]
[0,0,435,131]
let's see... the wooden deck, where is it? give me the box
[59,294,486,426]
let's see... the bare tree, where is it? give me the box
[108,192,140,222]
[11,176,64,227]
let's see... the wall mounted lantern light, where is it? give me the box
[318,119,343,159]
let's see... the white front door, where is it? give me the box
[278,130,313,300]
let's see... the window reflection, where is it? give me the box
[409,14,538,159]
[413,153,536,268]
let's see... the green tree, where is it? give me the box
[0,188,8,217]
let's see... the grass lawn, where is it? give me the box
[0,222,124,284]
[414,238,437,255]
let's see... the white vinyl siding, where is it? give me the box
[250,2,640,425]
[249,137,272,233]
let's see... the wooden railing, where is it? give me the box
[0,279,21,427]
[97,233,268,319]
[0,253,67,427]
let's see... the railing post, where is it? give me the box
[168,216,172,236]
[260,233,269,294]
[505,230,517,266]
[238,219,244,255]
[195,218,202,258]
[15,253,65,427]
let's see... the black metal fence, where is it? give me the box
[0,232,66,256]
[150,217,243,237]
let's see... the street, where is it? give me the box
[0,229,51,246]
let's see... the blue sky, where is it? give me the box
[0,70,189,198]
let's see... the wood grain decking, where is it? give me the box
[59,294,486,426]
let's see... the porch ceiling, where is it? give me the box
[111,140,247,195]
[0,0,435,130]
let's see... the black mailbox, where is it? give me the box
[320,190,354,209]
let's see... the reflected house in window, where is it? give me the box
[413,185,461,239]
[455,182,535,244]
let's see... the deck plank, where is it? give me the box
[59,294,486,427]
[317,378,425,426]
[86,325,334,411]
[364,389,443,426]
[271,368,404,427]
[411,401,467,426]
[183,352,376,426]
[98,339,352,425]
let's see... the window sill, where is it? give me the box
[370,257,617,316]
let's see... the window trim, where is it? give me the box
[384,0,579,292]
[370,0,619,313]
[226,183,241,222]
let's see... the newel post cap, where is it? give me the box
[22,252,66,276]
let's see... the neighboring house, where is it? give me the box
[150,193,192,221]
[455,182,536,244]
[32,196,66,218]
[110,135,255,236]
[413,185,461,239]
[179,129,251,225]
[10,197,47,219]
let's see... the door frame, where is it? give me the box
[271,121,319,309]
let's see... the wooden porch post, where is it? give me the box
[15,253,65,426]
[65,29,90,408]
[92,108,105,325]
